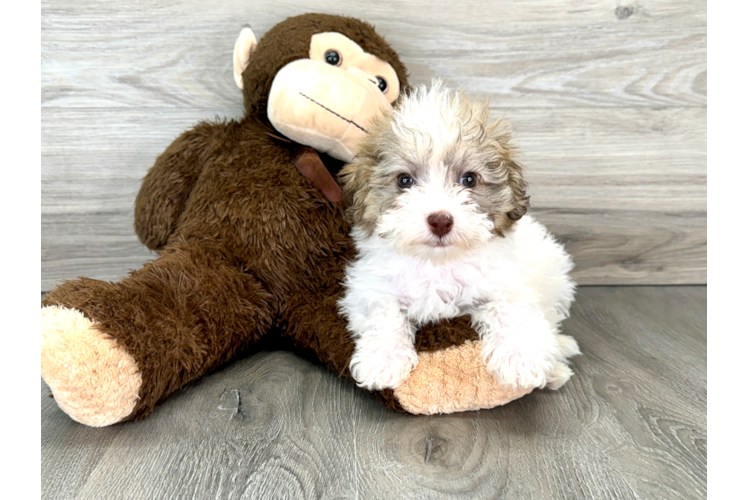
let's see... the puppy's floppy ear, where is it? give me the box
[339,160,376,233]
[504,158,530,221]
[483,115,529,228]
[338,110,393,235]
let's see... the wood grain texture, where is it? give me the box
[41,106,705,288]
[41,0,706,109]
[41,286,707,499]
[41,0,707,289]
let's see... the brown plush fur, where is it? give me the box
[43,14,486,421]
[242,14,409,119]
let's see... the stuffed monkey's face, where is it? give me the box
[269,33,400,162]
[235,29,401,162]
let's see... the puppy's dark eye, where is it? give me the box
[324,50,341,66]
[397,173,415,189]
[376,77,387,92]
[460,172,478,188]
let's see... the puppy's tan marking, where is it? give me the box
[340,83,529,238]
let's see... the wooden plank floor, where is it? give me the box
[41,286,707,500]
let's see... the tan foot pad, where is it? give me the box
[394,340,532,414]
[41,306,142,427]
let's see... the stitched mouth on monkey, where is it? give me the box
[298,91,368,134]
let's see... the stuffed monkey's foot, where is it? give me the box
[393,340,532,414]
[41,306,142,427]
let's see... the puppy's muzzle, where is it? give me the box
[427,212,454,238]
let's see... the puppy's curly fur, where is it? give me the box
[339,82,579,392]
[341,81,529,240]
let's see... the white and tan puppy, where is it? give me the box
[338,82,580,392]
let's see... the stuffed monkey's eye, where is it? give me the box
[376,77,387,92]
[397,173,415,189]
[460,172,478,188]
[324,50,341,66]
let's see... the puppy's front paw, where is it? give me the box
[349,343,418,391]
[546,361,574,390]
[483,342,556,391]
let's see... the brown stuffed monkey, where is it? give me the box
[41,14,531,427]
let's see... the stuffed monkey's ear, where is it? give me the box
[233,27,258,89]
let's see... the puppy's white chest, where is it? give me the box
[395,263,464,299]
[390,259,490,321]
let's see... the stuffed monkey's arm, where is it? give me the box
[134,121,232,250]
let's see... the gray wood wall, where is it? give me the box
[41,0,706,290]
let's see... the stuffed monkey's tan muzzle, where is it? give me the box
[267,59,393,162]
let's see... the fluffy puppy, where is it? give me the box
[338,81,580,393]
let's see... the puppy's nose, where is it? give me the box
[427,212,454,237]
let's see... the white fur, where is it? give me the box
[340,215,580,391]
[340,83,580,392]
[374,161,498,264]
